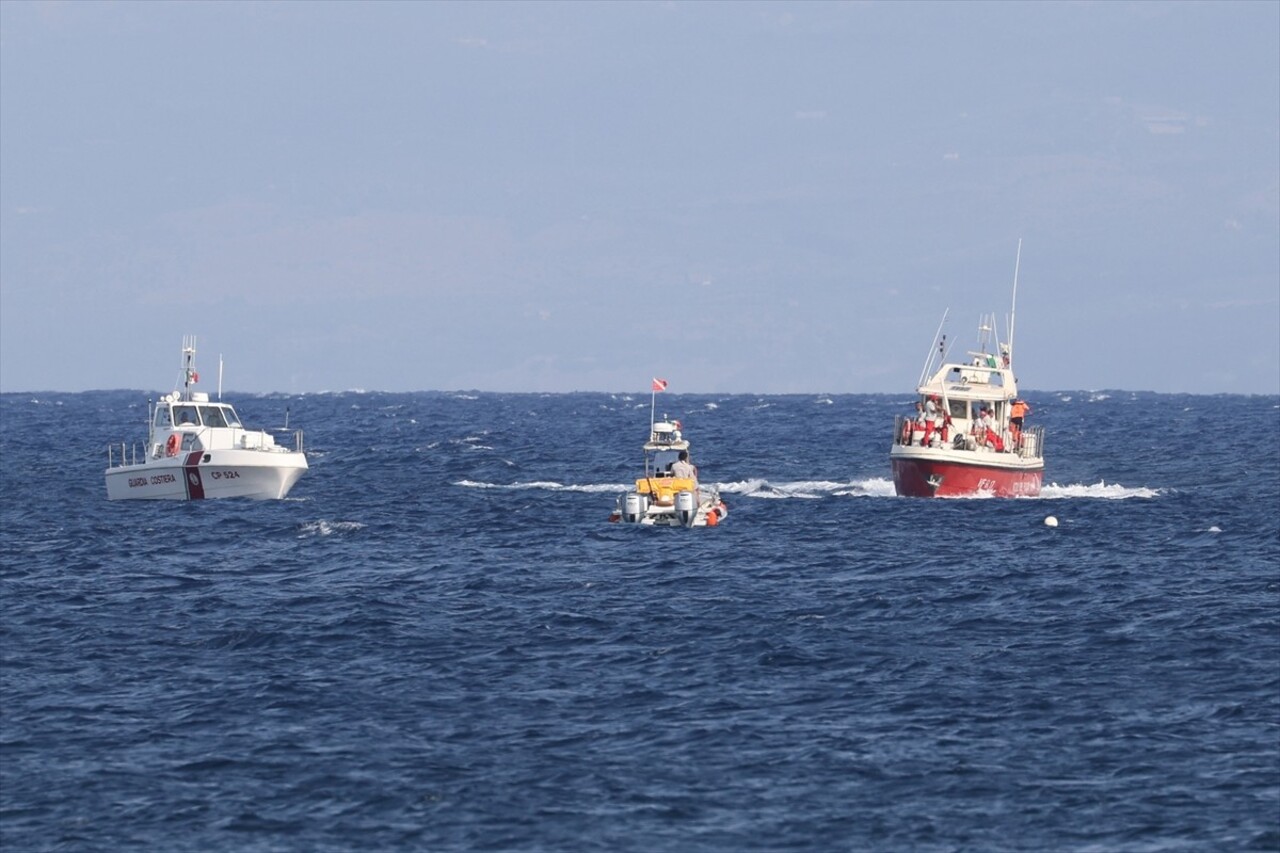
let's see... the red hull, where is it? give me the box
[892,454,1042,498]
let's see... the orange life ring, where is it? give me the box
[165,434,180,457]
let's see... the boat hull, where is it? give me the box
[891,449,1042,498]
[104,449,307,501]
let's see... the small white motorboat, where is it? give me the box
[610,381,727,527]
[104,337,307,500]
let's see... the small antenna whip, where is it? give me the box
[1008,239,1022,363]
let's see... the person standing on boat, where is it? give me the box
[935,397,951,446]
[911,401,927,445]
[1010,399,1030,442]
[924,395,947,447]
[670,450,698,484]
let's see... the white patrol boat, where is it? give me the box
[104,337,307,500]
[610,408,727,528]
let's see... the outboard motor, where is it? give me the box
[622,492,648,523]
[675,490,697,528]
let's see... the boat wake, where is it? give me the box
[456,478,898,499]
[922,481,1163,500]
[1039,481,1163,500]
[455,480,623,494]
[454,478,1160,501]
[298,520,367,537]
[718,477,897,499]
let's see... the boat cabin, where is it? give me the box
[926,396,1005,423]
[895,350,1043,459]
[154,395,243,430]
[642,420,689,476]
[149,391,279,457]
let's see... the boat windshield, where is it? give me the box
[198,405,240,428]
[649,449,682,475]
[165,403,243,428]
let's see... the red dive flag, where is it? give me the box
[652,378,668,392]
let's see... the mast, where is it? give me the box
[181,335,198,401]
[647,382,657,478]
[1007,239,1022,366]
[919,309,949,387]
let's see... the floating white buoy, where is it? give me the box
[1044,516,1059,528]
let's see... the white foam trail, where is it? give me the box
[298,520,366,537]
[1039,482,1162,500]
[454,477,898,498]
[457,478,1161,501]
[455,480,626,494]
[718,477,896,499]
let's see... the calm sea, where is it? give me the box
[2,390,1278,852]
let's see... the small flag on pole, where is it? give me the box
[652,378,667,392]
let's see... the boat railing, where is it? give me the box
[107,442,144,469]
[1015,425,1044,460]
[109,429,304,464]
[895,413,1044,459]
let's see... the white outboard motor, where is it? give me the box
[622,492,648,523]
[675,490,697,527]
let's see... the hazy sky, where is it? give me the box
[2,0,1277,394]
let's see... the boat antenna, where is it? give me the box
[1007,238,1022,366]
[218,354,224,401]
[919,309,949,387]
[181,335,198,400]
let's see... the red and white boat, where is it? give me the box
[104,337,307,500]
[890,244,1045,498]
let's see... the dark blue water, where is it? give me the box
[3,390,1278,851]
